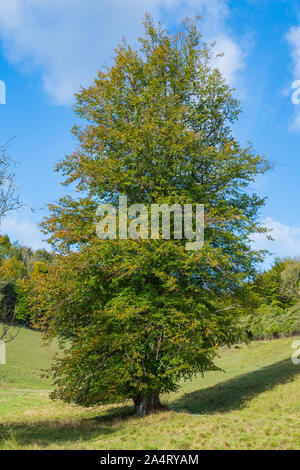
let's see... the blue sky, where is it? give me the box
[0,0,300,267]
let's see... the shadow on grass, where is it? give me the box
[0,404,133,448]
[171,358,300,414]
[1,358,299,447]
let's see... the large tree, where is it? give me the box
[32,17,271,416]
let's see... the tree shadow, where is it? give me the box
[171,358,300,414]
[85,404,134,423]
[2,359,299,447]
[0,404,133,448]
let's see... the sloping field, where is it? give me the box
[0,326,299,449]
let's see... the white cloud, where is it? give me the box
[286,19,300,130]
[252,217,300,261]
[213,34,245,86]
[184,0,245,86]
[0,215,47,250]
[166,0,246,87]
[287,23,300,77]
[0,0,245,105]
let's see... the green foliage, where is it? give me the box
[280,258,300,303]
[32,243,242,408]
[0,234,53,326]
[0,235,12,260]
[33,17,271,414]
[0,280,17,323]
[250,258,288,307]
[14,283,31,322]
[243,257,300,339]
[240,303,300,340]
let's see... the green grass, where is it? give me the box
[0,326,300,449]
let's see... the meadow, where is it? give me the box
[0,326,299,450]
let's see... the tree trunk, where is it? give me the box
[134,394,165,417]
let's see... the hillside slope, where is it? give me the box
[0,326,299,449]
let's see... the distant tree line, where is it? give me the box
[240,258,300,339]
[0,234,53,329]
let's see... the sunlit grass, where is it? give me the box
[0,326,299,449]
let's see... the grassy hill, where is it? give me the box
[0,326,299,449]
